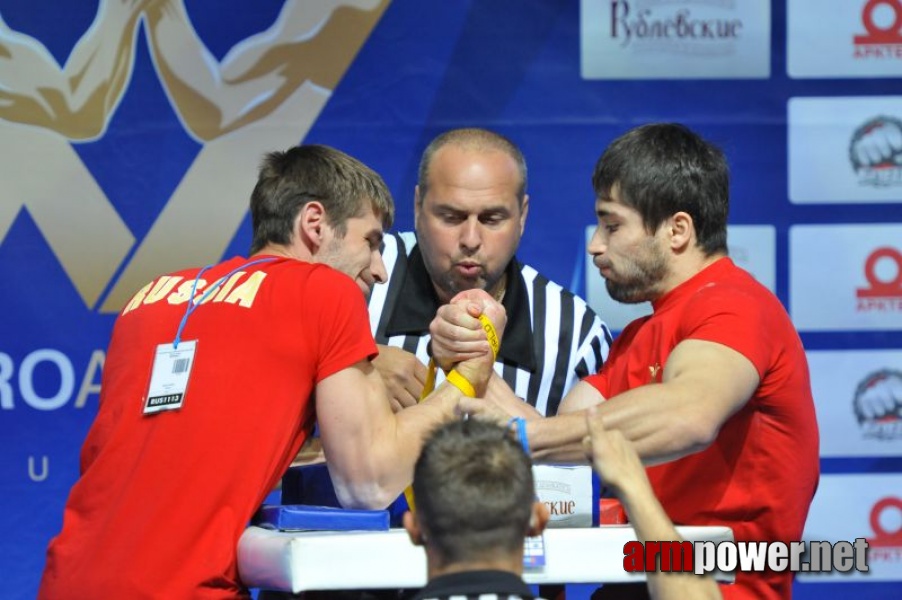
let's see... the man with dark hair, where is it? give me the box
[38,144,506,599]
[403,419,549,600]
[445,123,819,599]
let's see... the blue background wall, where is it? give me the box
[1,1,900,597]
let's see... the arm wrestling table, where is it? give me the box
[237,525,735,593]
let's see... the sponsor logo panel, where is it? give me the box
[533,465,594,528]
[581,0,770,79]
[788,0,902,78]
[807,350,902,457]
[799,474,902,581]
[790,225,902,331]
[789,96,902,204]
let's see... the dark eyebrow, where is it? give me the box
[482,206,512,215]
[431,203,466,213]
[433,203,512,216]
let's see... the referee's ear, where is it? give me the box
[528,500,549,537]
[518,194,529,236]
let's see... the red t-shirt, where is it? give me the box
[586,258,819,600]
[39,256,376,599]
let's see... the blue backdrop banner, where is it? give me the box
[1,1,901,597]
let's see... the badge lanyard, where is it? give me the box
[143,257,276,415]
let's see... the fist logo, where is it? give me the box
[850,116,902,173]
[854,370,902,440]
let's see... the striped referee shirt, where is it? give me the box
[410,570,540,600]
[368,232,613,416]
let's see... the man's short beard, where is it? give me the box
[606,278,658,304]
[317,236,371,300]
[604,243,667,304]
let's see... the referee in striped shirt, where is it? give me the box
[368,128,612,417]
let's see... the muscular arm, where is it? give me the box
[526,339,760,464]
[317,292,506,509]
[142,0,388,140]
[0,0,145,138]
[316,360,464,509]
[483,372,542,419]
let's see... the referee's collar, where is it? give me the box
[384,242,537,372]
[412,569,535,600]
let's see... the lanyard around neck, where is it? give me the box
[173,257,276,348]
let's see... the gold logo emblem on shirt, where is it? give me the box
[648,363,662,382]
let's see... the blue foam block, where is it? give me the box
[252,504,390,532]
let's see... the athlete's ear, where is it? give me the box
[297,201,327,250]
[667,211,694,252]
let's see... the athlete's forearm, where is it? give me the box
[617,474,722,600]
[532,383,717,465]
[333,380,460,509]
[527,412,591,464]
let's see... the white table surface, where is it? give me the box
[238,525,735,593]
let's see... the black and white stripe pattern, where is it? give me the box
[417,594,535,600]
[368,232,613,416]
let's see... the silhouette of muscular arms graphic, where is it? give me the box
[0,1,145,307]
[142,0,389,141]
[0,0,146,139]
[100,0,389,311]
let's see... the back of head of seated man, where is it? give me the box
[405,416,722,600]
[404,419,549,599]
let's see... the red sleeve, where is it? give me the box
[582,318,645,399]
[307,266,378,382]
[680,284,773,379]
[583,371,608,397]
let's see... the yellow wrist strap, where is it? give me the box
[418,314,498,402]
[445,369,476,398]
[405,313,497,512]
[478,314,500,360]
[407,357,436,511]
[419,358,437,402]
[404,487,417,512]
